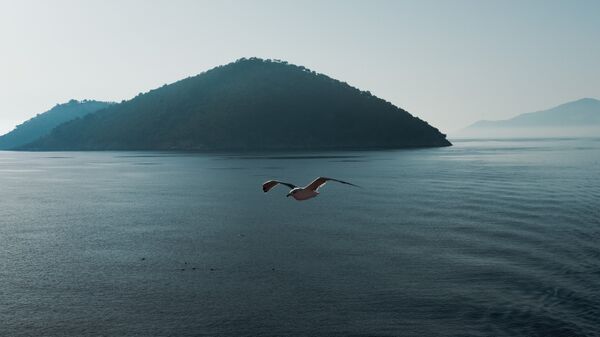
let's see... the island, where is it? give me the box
[21,58,451,151]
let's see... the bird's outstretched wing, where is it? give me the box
[262,180,297,193]
[305,177,360,191]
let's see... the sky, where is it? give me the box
[1,0,599,135]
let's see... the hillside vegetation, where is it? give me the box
[25,58,450,150]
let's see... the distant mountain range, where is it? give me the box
[19,58,450,151]
[0,100,113,150]
[461,98,600,138]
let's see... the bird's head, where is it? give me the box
[286,188,300,197]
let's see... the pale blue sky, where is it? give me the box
[1,0,599,134]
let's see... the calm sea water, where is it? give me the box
[1,138,599,337]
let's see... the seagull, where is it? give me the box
[262,177,359,201]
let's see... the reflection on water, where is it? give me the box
[1,138,599,336]
[230,155,365,160]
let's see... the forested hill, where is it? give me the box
[24,58,451,151]
[0,100,113,150]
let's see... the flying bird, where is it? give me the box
[262,177,359,201]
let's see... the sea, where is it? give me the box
[1,138,599,337]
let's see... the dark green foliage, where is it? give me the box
[24,58,451,151]
[0,100,113,150]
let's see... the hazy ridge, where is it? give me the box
[459,98,600,138]
[0,100,113,150]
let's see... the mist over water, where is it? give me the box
[1,138,599,336]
